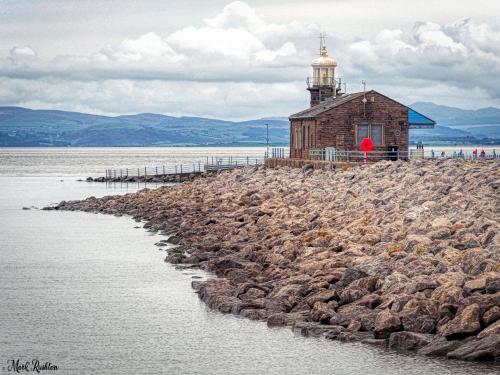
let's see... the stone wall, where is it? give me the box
[307,86,335,107]
[266,157,354,171]
[290,91,409,159]
[290,118,317,159]
[316,91,409,152]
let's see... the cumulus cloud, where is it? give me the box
[0,1,315,84]
[0,1,500,117]
[342,18,500,101]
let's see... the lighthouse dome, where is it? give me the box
[312,46,337,67]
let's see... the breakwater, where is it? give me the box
[50,159,500,362]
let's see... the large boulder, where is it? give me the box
[485,277,500,294]
[324,325,345,340]
[335,268,368,288]
[463,272,500,295]
[477,320,500,339]
[431,217,452,229]
[374,309,402,339]
[267,313,287,327]
[482,306,500,326]
[439,303,481,339]
[305,289,339,307]
[355,293,383,309]
[339,287,369,305]
[388,332,433,351]
[330,304,377,331]
[292,321,330,337]
[418,336,464,357]
[310,301,336,323]
[390,294,412,313]
[431,284,463,306]
[447,335,500,361]
[400,299,438,334]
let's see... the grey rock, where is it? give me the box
[388,332,433,351]
[447,335,500,361]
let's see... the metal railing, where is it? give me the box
[308,148,500,162]
[306,76,336,88]
[270,147,286,158]
[104,155,267,179]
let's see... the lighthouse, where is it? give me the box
[306,35,339,107]
[288,35,435,160]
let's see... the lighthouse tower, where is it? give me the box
[307,35,338,107]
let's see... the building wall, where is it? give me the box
[307,87,335,107]
[290,91,409,159]
[290,119,316,159]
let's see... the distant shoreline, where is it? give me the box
[0,144,499,149]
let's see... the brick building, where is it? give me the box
[289,41,435,159]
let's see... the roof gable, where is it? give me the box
[289,90,435,128]
[289,92,366,120]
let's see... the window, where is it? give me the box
[356,124,383,145]
[371,124,383,144]
[357,124,369,144]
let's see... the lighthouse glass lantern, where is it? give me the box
[312,46,337,86]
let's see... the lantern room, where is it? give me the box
[311,45,337,87]
[306,35,340,107]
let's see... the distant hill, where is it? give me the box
[410,102,500,126]
[0,107,289,146]
[409,102,500,144]
[0,104,498,146]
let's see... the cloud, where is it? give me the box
[0,1,500,117]
[0,1,315,83]
[0,77,305,120]
[342,18,500,101]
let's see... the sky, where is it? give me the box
[1,0,500,120]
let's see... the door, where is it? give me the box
[387,146,398,161]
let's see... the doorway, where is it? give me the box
[387,146,399,161]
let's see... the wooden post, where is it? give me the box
[163,165,165,175]
[137,168,140,177]
[180,165,183,174]
[120,169,122,178]
[144,167,147,177]
[126,168,128,177]
[155,166,158,175]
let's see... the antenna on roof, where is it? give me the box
[318,33,326,55]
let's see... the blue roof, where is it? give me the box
[408,108,435,129]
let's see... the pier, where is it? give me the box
[87,147,498,183]
[89,154,270,183]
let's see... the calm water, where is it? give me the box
[0,148,497,374]
[0,147,271,177]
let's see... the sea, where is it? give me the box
[0,147,498,375]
